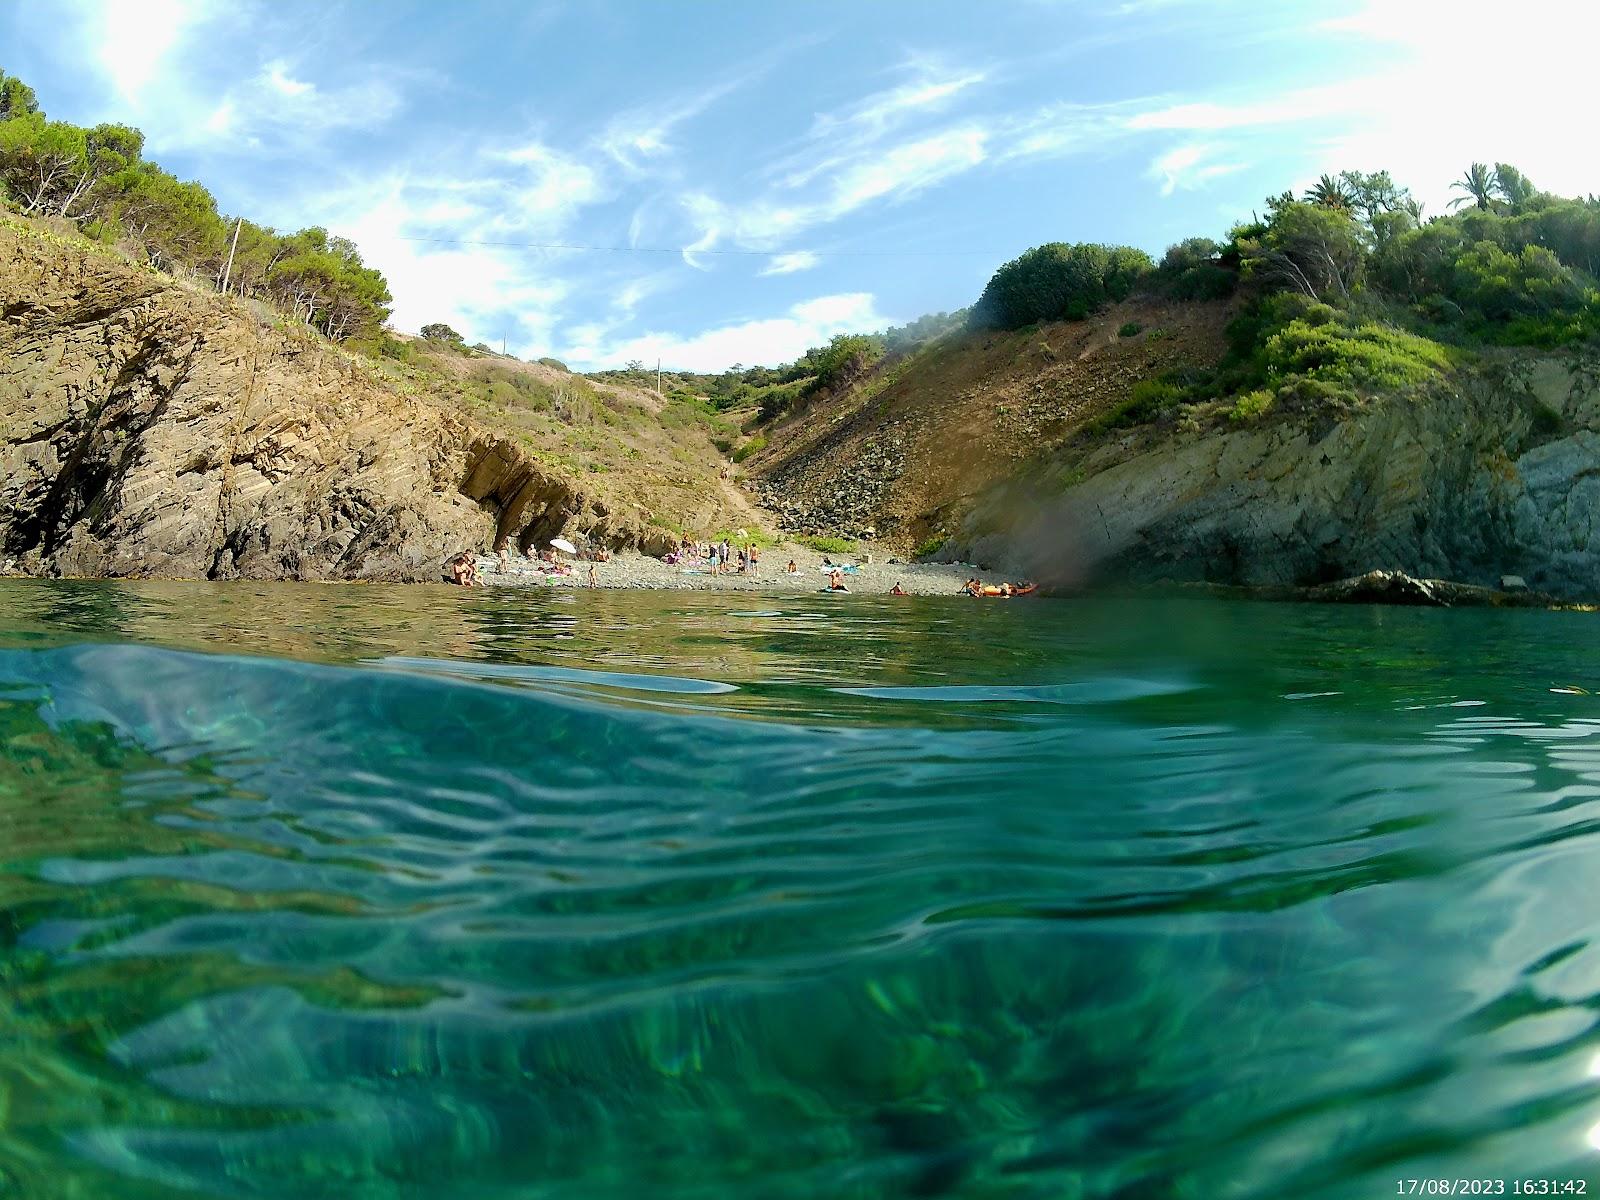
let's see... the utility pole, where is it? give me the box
[220,216,243,296]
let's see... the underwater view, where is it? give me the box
[2,580,1599,1197]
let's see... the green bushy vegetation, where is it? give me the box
[1157,237,1239,300]
[969,242,1154,330]
[589,309,968,428]
[732,435,767,463]
[1043,161,1600,437]
[799,535,857,555]
[912,534,948,559]
[1118,321,1143,338]
[0,67,391,342]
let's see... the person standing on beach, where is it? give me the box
[749,544,760,576]
[588,563,598,588]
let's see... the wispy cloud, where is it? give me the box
[760,251,820,276]
[1149,142,1244,196]
[597,73,754,176]
[195,61,403,148]
[563,292,893,372]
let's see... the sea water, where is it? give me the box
[1,579,1598,1198]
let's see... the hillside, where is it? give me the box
[0,215,762,581]
[745,295,1234,552]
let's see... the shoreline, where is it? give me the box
[472,547,993,596]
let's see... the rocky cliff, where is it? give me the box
[959,358,1600,600]
[0,220,692,582]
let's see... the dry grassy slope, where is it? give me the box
[0,215,763,582]
[748,296,1234,551]
[373,337,766,542]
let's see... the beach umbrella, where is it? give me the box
[550,538,577,555]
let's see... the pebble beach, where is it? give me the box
[474,546,984,595]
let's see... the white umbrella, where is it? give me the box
[550,538,577,555]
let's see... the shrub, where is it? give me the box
[1167,263,1237,301]
[756,379,806,423]
[800,535,857,554]
[1161,237,1222,272]
[420,322,462,342]
[732,435,766,462]
[912,534,948,559]
[1118,321,1143,337]
[802,333,883,392]
[1260,319,1451,389]
[1084,377,1185,434]
[970,242,1154,330]
[1228,389,1275,423]
[536,356,569,371]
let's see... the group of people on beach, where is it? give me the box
[666,535,763,576]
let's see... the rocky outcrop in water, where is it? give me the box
[0,223,662,581]
[960,358,1600,601]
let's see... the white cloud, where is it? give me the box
[760,251,820,276]
[327,184,568,348]
[492,143,603,231]
[564,292,891,372]
[1302,0,1600,209]
[265,60,314,98]
[828,127,988,215]
[685,125,990,252]
[1119,0,1600,207]
[597,73,755,176]
[810,67,986,141]
[96,0,198,101]
[1149,142,1244,196]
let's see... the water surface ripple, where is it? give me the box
[1,580,1599,1197]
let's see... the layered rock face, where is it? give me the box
[0,225,635,581]
[962,361,1600,600]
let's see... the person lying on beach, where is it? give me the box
[958,577,981,596]
[890,582,907,595]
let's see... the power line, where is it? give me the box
[390,235,1000,257]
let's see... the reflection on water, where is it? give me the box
[0,579,1599,1197]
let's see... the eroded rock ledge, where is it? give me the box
[0,224,664,582]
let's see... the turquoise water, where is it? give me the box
[2,579,1600,1198]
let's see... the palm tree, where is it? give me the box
[1449,163,1495,210]
[1302,174,1354,211]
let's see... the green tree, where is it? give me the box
[1492,163,1537,211]
[421,323,463,342]
[1449,162,1495,210]
[101,163,225,270]
[1240,202,1366,303]
[0,69,40,121]
[1160,237,1221,271]
[1303,174,1354,211]
[802,333,883,391]
[969,242,1154,329]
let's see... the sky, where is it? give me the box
[4,0,1597,371]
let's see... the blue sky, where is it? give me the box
[4,0,1595,370]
